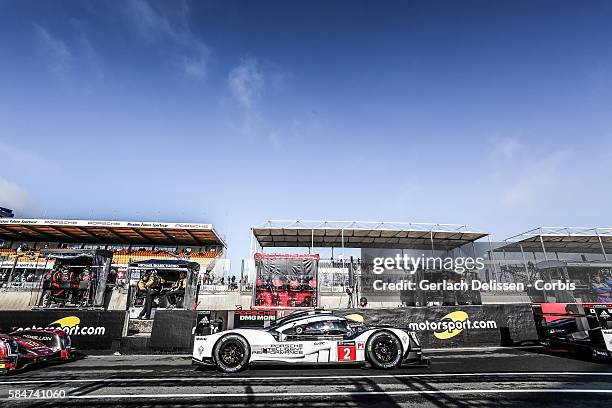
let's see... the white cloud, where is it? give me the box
[34,24,72,82]
[483,137,578,208]
[123,0,211,81]
[0,177,30,213]
[0,141,51,169]
[237,110,262,140]
[228,58,264,109]
[499,150,571,206]
[491,137,524,159]
[181,51,210,80]
[34,24,105,91]
[226,57,293,150]
[79,35,104,82]
[125,0,175,42]
[267,131,281,150]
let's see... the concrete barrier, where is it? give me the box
[0,304,537,354]
[334,304,538,349]
[118,304,538,354]
[0,291,35,310]
[0,310,128,353]
[196,292,252,310]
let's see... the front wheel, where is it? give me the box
[366,331,402,369]
[212,334,250,373]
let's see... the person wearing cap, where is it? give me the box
[165,271,186,308]
[138,270,165,319]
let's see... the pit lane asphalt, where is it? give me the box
[2,347,612,407]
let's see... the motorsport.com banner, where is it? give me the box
[0,310,127,351]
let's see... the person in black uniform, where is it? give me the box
[138,270,165,320]
[165,271,186,308]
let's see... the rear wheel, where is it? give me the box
[366,331,402,369]
[213,334,250,373]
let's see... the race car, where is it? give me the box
[192,310,427,372]
[0,329,73,375]
[532,302,612,360]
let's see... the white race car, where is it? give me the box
[192,310,427,372]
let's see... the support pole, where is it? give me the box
[487,236,498,282]
[311,228,314,255]
[430,231,435,257]
[8,247,19,284]
[539,235,548,261]
[597,231,608,261]
[519,243,529,277]
[341,229,345,267]
[341,229,346,308]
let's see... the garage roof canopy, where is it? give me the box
[0,219,226,247]
[496,227,612,254]
[252,220,488,250]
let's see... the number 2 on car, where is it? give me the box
[337,344,356,361]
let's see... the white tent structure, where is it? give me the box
[497,227,612,260]
[251,220,488,251]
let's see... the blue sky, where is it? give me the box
[1,1,612,269]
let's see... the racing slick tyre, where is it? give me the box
[366,331,403,369]
[212,334,250,373]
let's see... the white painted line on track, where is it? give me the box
[423,345,543,353]
[3,371,612,385]
[87,355,192,358]
[2,388,612,400]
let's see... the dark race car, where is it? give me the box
[0,329,74,374]
[532,302,612,360]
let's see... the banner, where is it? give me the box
[194,310,228,335]
[232,309,276,328]
[0,310,128,352]
[150,310,198,351]
[336,304,538,348]
[0,218,212,230]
